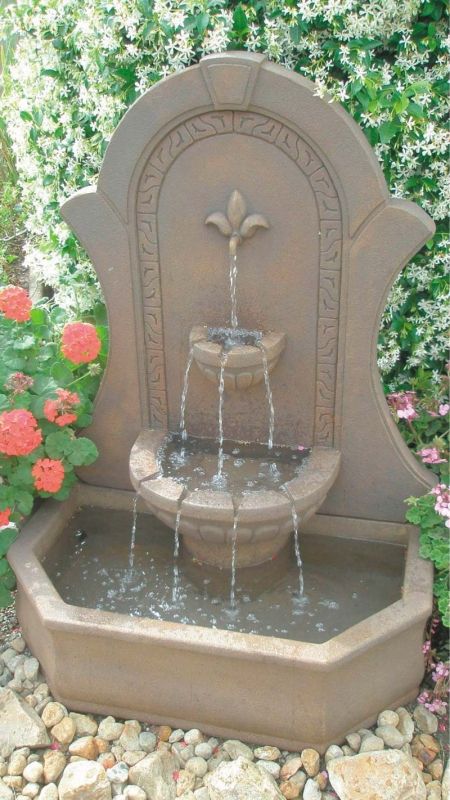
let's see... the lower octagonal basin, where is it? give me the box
[9,483,433,752]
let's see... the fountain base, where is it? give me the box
[9,482,433,753]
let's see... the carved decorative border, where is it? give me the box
[136,111,342,446]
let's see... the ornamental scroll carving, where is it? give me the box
[136,111,343,446]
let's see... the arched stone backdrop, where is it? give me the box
[61,51,435,522]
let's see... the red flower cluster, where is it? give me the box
[4,372,34,396]
[32,458,64,493]
[0,410,42,456]
[0,508,11,528]
[0,286,32,322]
[61,322,101,364]
[44,388,80,427]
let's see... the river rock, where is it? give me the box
[41,703,66,729]
[185,756,208,777]
[39,785,58,800]
[325,744,344,763]
[98,718,124,742]
[128,750,177,799]
[359,734,384,753]
[118,722,141,751]
[106,762,129,784]
[222,740,254,761]
[58,761,112,799]
[22,762,43,784]
[301,749,320,777]
[123,787,147,800]
[51,716,76,745]
[413,706,438,735]
[139,731,157,752]
[377,710,400,728]
[206,757,283,799]
[328,750,426,800]
[257,760,281,779]
[69,713,98,738]
[0,689,50,753]
[442,762,449,799]
[194,743,213,760]
[280,756,303,780]
[0,780,13,799]
[176,769,196,795]
[254,746,281,762]
[426,781,442,800]
[397,708,415,742]
[68,736,98,760]
[184,730,203,746]
[375,724,405,748]
[43,750,67,783]
[303,779,321,800]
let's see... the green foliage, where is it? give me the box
[0,289,106,606]
[406,492,449,627]
[0,0,447,368]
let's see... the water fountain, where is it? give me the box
[9,52,435,751]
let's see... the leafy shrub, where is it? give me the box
[0,0,448,382]
[406,490,449,627]
[0,284,106,605]
[387,368,449,627]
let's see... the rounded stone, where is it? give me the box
[41,703,66,729]
[98,718,124,742]
[194,743,212,760]
[43,750,67,783]
[254,746,281,762]
[359,734,384,753]
[58,761,112,800]
[377,710,400,728]
[139,732,157,753]
[22,763,43,784]
[280,781,300,799]
[68,736,98,760]
[325,745,344,764]
[303,778,322,800]
[185,757,208,778]
[158,726,172,742]
[300,749,320,777]
[222,740,254,761]
[176,769,196,794]
[21,782,39,798]
[375,725,405,749]
[106,762,129,784]
[413,706,438,735]
[169,730,185,744]
[51,716,76,745]
[39,785,58,800]
[70,713,98,738]
[256,760,280,779]
[184,730,203,746]
[123,787,147,800]
[7,754,27,776]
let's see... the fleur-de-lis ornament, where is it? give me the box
[205,190,269,256]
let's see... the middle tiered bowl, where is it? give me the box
[190,325,286,391]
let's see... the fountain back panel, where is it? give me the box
[9,52,435,751]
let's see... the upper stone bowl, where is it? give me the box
[190,325,286,391]
[130,429,341,568]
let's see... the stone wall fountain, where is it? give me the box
[9,52,435,751]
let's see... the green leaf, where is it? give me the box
[51,363,74,385]
[0,582,14,609]
[378,121,400,144]
[14,490,34,516]
[0,528,18,557]
[45,429,75,458]
[233,5,248,33]
[68,437,98,466]
[32,375,58,395]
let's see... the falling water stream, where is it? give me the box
[216,353,227,480]
[229,513,239,611]
[283,489,304,597]
[172,508,182,604]
[128,494,138,570]
[229,252,238,328]
[179,346,194,440]
[258,342,275,450]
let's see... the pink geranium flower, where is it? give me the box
[419,447,446,464]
